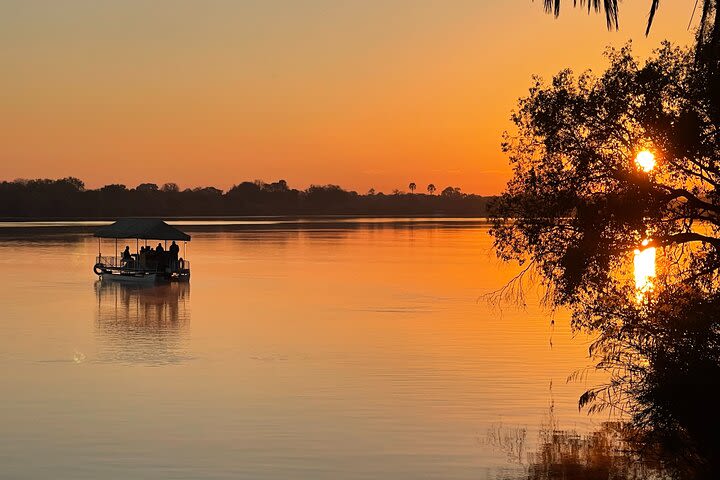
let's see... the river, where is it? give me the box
[0,219,599,479]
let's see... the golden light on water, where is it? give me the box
[635,150,656,172]
[632,150,657,299]
[634,239,656,299]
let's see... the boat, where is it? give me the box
[93,218,191,282]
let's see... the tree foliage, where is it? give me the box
[493,42,718,310]
[0,178,489,218]
[491,42,720,475]
[540,0,720,122]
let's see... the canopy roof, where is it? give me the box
[94,219,191,241]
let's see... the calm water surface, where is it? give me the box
[0,220,599,479]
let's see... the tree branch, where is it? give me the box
[661,186,720,215]
[659,231,720,250]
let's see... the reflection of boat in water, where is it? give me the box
[94,280,191,364]
[93,219,191,283]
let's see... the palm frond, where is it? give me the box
[646,0,660,36]
[543,0,561,17]
[603,0,620,29]
[540,0,620,29]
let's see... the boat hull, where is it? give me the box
[100,272,162,283]
[99,271,190,283]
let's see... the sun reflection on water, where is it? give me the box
[634,239,656,300]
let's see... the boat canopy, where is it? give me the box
[94,219,191,241]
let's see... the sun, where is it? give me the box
[635,150,656,172]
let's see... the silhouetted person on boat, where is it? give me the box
[121,245,134,268]
[141,246,155,267]
[154,243,166,270]
[169,241,179,266]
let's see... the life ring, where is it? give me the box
[93,263,105,275]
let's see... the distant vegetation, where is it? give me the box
[0,177,495,218]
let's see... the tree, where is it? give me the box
[493,42,718,311]
[99,184,127,193]
[539,0,720,121]
[265,179,289,193]
[193,186,223,196]
[408,182,416,193]
[441,186,462,198]
[228,181,261,197]
[304,184,352,206]
[490,43,720,473]
[136,183,159,192]
[427,183,436,195]
[161,183,180,193]
[61,177,85,191]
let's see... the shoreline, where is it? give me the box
[0,213,490,223]
[0,216,491,236]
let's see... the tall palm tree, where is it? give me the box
[427,184,436,195]
[408,182,416,194]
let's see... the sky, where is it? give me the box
[0,1,697,194]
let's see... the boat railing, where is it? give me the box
[97,255,119,267]
[96,255,190,273]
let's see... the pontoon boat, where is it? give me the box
[93,219,191,282]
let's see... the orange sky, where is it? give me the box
[1,1,696,194]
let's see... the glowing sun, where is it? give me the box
[635,150,656,172]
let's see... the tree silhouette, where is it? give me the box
[540,0,720,122]
[0,177,493,217]
[490,44,720,471]
[63,177,85,191]
[427,184,436,195]
[136,183,159,192]
[408,182,416,194]
[100,184,127,193]
[493,43,719,342]
[441,186,462,198]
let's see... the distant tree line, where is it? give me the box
[0,177,494,218]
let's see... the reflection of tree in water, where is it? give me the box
[577,291,720,479]
[526,416,663,480]
[94,281,191,365]
[488,400,667,480]
[485,300,720,479]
